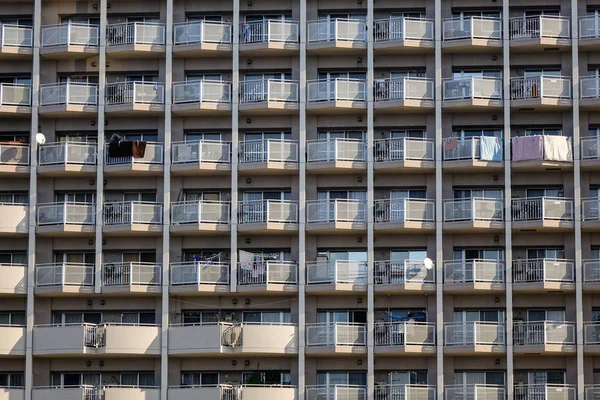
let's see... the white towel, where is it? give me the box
[543,136,572,162]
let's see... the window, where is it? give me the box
[244,72,292,81]
[390,249,428,262]
[183,192,222,202]
[318,14,366,21]
[121,312,155,325]
[181,372,219,386]
[318,190,366,201]
[0,76,31,86]
[105,132,159,142]
[58,75,99,85]
[182,310,219,325]
[52,312,102,325]
[120,372,155,387]
[0,193,28,204]
[127,16,160,23]
[378,309,427,322]
[523,69,561,78]
[244,14,291,23]
[0,133,29,143]
[60,16,100,25]
[121,252,156,263]
[1,18,32,26]
[524,127,563,136]
[388,371,428,385]
[453,249,504,261]
[55,192,96,203]
[317,372,367,386]
[525,188,563,197]
[317,310,367,324]
[242,311,291,324]
[454,371,505,386]
[318,71,366,81]
[184,132,222,142]
[186,74,223,82]
[125,75,159,83]
[526,248,564,260]
[187,15,224,23]
[388,189,426,200]
[57,131,98,143]
[453,188,503,199]
[389,129,425,139]
[0,373,24,388]
[452,11,501,19]
[51,373,101,388]
[526,371,565,385]
[120,192,157,202]
[526,309,565,322]
[0,252,26,265]
[242,191,290,202]
[243,131,291,141]
[390,11,425,19]
[54,252,95,265]
[322,250,367,263]
[0,312,25,326]
[454,310,505,323]
[318,130,365,140]
[183,250,225,263]
[452,128,502,138]
[242,371,291,385]
[452,69,502,79]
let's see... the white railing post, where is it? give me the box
[334,260,338,283]
[540,76,544,98]
[265,261,270,283]
[403,260,408,283]
[61,263,65,285]
[67,22,71,46]
[334,199,338,222]
[402,18,406,40]
[196,261,201,284]
[197,201,201,223]
[267,139,271,162]
[543,321,548,344]
[64,141,69,164]
[470,17,474,39]
[63,202,68,223]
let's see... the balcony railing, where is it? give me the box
[444,197,504,222]
[106,82,165,105]
[101,262,160,286]
[1,24,32,47]
[240,20,299,43]
[172,80,231,104]
[374,260,434,284]
[173,20,232,45]
[509,16,570,40]
[37,202,95,225]
[307,385,366,400]
[40,83,98,106]
[107,22,165,46]
[511,197,573,221]
[585,322,600,345]
[443,77,502,100]
[306,199,366,223]
[514,385,575,400]
[583,197,600,221]
[308,18,366,42]
[38,141,97,166]
[308,78,366,102]
[373,17,433,42]
[238,200,298,224]
[513,321,575,345]
[444,322,505,346]
[170,261,229,286]
[238,260,297,285]
[307,260,367,284]
[374,322,435,346]
[0,83,31,106]
[239,139,298,163]
[104,142,163,165]
[374,77,434,102]
[445,385,505,400]
[584,259,600,282]
[307,139,366,163]
[513,258,574,284]
[172,140,231,164]
[580,77,600,100]
[35,263,94,287]
[41,23,99,47]
[374,138,434,162]
[171,200,230,225]
[510,76,571,100]
[443,17,501,40]
[0,142,29,165]
[374,198,434,223]
[444,259,505,284]
[240,79,298,103]
[103,201,162,225]
[582,136,600,161]
[306,322,366,346]
[444,137,502,161]
[581,16,600,39]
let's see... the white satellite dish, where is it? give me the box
[423,257,434,270]
[35,133,46,145]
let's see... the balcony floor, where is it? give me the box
[374,99,435,113]
[40,45,99,59]
[240,42,299,56]
[0,105,32,117]
[237,222,299,234]
[306,161,367,174]
[171,102,232,116]
[443,220,505,233]
[512,281,575,293]
[443,282,505,293]
[582,220,600,231]
[38,104,98,117]
[307,41,366,55]
[37,164,96,177]
[305,282,367,295]
[513,344,576,354]
[34,285,94,296]
[510,159,573,172]
[511,220,575,232]
[442,38,502,52]
[580,98,600,111]
[106,44,166,58]
[442,98,503,111]
[305,221,367,234]
[0,46,33,59]
[306,100,367,114]
[0,164,29,176]
[510,98,573,111]
[36,224,95,237]
[374,160,435,173]
[104,103,165,116]
[103,164,164,176]
[581,159,600,171]
[101,285,162,295]
[373,40,434,54]
[374,221,435,233]
[238,161,298,175]
[170,223,231,235]
[239,101,299,115]
[509,37,571,51]
[305,345,367,356]
[169,284,230,295]
[442,160,503,172]
[374,345,436,356]
[103,224,163,236]
[173,43,232,57]
[171,162,231,176]
[444,344,506,355]
[373,282,435,294]
[237,283,298,294]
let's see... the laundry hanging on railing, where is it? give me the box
[107,134,147,158]
[444,137,458,151]
[511,135,543,161]
[543,135,572,162]
[479,135,503,162]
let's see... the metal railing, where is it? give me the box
[101,262,160,286]
[443,197,504,222]
[509,16,570,39]
[510,76,572,100]
[580,77,600,99]
[40,83,98,106]
[0,83,31,106]
[444,259,505,284]
[308,18,366,42]
[307,260,367,284]
[238,200,298,224]
[443,17,501,40]
[171,200,230,225]
[511,197,573,221]
[306,322,366,346]
[307,78,367,102]
[374,260,434,284]
[581,16,600,39]
[0,142,29,165]
[445,385,505,400]
[374,138,434,162]
[306,385,366,400]
[1,24,32,47]
[35,263,94,287]
[239,139,298,163]
[38,141,97,165]
[306,199,367,223]
[107,22,165,46]
[240,20,299,43]
[103,201,162,225]
[374,77,434,102]
[41,23,99,47]
[104,142,163,165]
[513,321,575,345]
[444,322,505,346]
[443,77,502,100]
[373,17,433,41]
[172,140,231,164]
[512,258,574,283]
[173,20,232,45]
[374,322,435,346]
[584,322,600,345]
[238,261,297,285]
[37,202,95,225]
[582,136,600,161]
[582,197,600,220]
[374,198,434,223]
[172,80,231,104]
[170,261,230,286]
[514,385,575,400]
[240,79,298,103]
[584,259,600,282]
[307,138,366,162]
[106,82,165,105]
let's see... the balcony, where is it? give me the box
[33,323,160,356]
[443,260,505,292]
[0,83,31,116]
[580,16,600,50]
[238,260,297,293]
[36,202,95,236]
[581,136,600,172]
[240,20,299,54]
[582,198,600,230]
[306,200,366,233]
[239,139,298,173]
[307,79,366,113]
[514,385,575,400]
[169,385,296,400]
[104,142,163,175]
[101,262,161,294]
[306,260,367,293]
[306,139,366,172]
[513,321,576,354]
[105,82,165,114]
[34,263,94,295]
[510,76,572,110]
[444,322,506,354]
[32,386,100,400]
[0,203,28,236]
[172,80,231,115]
[0,325,25,355]
[374,322,435,355]
[374,260,435,293]
[105,387,160,400]
[374,199,434,232]
[171,140,231,175]
[103,201,162,236]
[106,22,165,56]
[442,17,502,51]
[170,261,230,294]
[170,201,230,235]
[509,16,570,50]
[585,322,600,353]
[307,385,365,400]
[443,77,503,110]
[580,77,600,111]
[40,23,99,57]
[0,24,32,57]
[38,142,96,176]
[307,19,366,54]
[39,83,98,116]
[373,17,433,53]
[511,136,573,171]
[443,198,504,231]
[168,322,298,355]
[173,21,232,55]
[0,263,26,294]
[0,388,24,400]
[513,258,574,292]
[374,77,434,113]
[374,138,434,172]
[443,137,503,170]
[0,142,29,175]
[306,322,366,355]
[240,79,299,115]
[238,200,298,233]
[445,385,505,400]
[511,197,574,231]
[584,259,600,291]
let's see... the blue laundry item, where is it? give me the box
[479,135,502,161]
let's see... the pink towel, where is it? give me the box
[512,135,543,161]
[444,137,458,151]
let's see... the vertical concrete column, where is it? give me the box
[231,0,240,290]
[366,0,374,398]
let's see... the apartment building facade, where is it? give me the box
[0,0,599,399]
